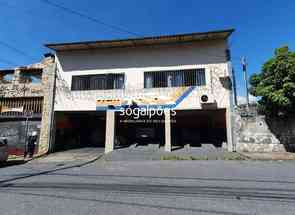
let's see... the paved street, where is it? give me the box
[1,154,295,215]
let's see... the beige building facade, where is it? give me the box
[46,29,235,154]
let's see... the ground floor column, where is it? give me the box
[105,110,115,154]
[164,109,172,152]
[226,108,234,152]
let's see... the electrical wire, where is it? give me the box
[0,57,17,67]
[0,41,35,61]
[40,0,141,37]
[0,1,242,67]
[1,1,241,61]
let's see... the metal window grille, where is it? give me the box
[0,97,43,118]
[196,69,206,86]
[71,74,125,91]
[144,69,206,88]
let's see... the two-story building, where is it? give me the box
[0,57,56,156]
[46,29,235,154]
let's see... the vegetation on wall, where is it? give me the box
[250,46,295,116]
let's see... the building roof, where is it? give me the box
[45,29,234,52]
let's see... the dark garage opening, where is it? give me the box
[53,111,106,152]
[172,109,227,147]
[115,112,165,148]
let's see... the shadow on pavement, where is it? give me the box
[0,160,26,168]
[0,154,103,184]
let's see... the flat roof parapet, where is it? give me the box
[45,29,234,52]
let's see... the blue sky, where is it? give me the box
[0,0,294,97]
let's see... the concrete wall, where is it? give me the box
[54,39,232,111]
[234,106,295,152]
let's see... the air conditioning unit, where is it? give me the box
[200,93,216,104]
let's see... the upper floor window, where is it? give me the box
[0,70,14,84]
[19,69,42,84]
[144,69,206,88]
[71,73,125,91]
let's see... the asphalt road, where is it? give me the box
[0,159,295,215]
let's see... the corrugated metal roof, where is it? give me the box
[45,29,234,52]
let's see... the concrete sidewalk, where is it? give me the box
[103,144,246,161]
[33,147,104,163]
[240,152,295,160]
[7,147,104,163]
[0,147,104,183]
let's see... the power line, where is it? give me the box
[0,57,17,67]
[40,0,141,37]
[1,0,241,65]
[0,2,39,62]
[0,41,35,60]
[2,0,240,61]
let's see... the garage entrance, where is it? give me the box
[115,112,165,148]
[172,109,227,147]
[53,111,106,152]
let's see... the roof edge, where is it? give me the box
[45,28,235,51]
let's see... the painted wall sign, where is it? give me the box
[96,86,195,110]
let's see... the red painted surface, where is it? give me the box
[8,146,39,156]
[8,147,24,156]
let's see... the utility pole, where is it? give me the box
[242,57,249,107]
[232,68,238,106]
[24,110,33,158]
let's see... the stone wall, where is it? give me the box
[0,57,56,156]
[234,105,295,152]
[37,59,56,155]
[0,84,43,98]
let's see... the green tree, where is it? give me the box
[250,46,295,116]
